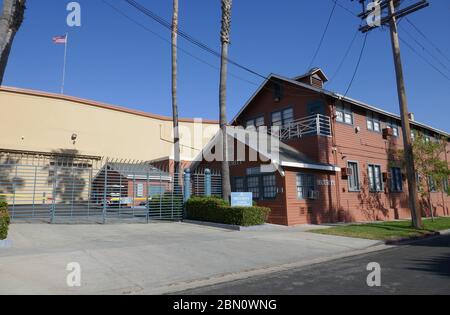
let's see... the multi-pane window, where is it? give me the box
[390,167,403,192]
[271,108,294,128]
[246,167,260,176]
[234,170,278,201]
[336,103,353,125]
[416,172,422,192]
[234,177,245,192]
[247,176,260,200]
[443,178,449,192]
[428,176,437,192]
[387,120,399,137]
[348,161,360,192]
[367,112,381,132]
[262,174,277,199]
[246,116,265,129]
[392,126,399,137]
[368,164,383,192]
[296,174,315,200]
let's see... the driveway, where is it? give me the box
[0,222,381,295]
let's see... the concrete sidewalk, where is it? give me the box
[0,222,382,295]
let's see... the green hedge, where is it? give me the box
[186,197,271,227]
[0,199,10,240]
[149,193,183,212]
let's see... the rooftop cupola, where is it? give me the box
[293,68,329,89]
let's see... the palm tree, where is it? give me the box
[171,0,181,183]
[219,0,232,201]
[0,0,26,85]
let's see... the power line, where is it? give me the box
[308,0,337,70]
[399,23,450,72]
[118,0,323,99]
[124,0,267,80]
[343,1,449,85]
[101,0,260,87]
[399,35,450,82]
[330,28,360,82]
[102,0,324,101]
[330,0,359,17]
[405,17,450,64]
[124,0,385,101]
[344,33,369,97]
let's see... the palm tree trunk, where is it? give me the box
[0,0,26,85]
[171,0,181,185]
[219,0,232,202]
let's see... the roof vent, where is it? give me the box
[408,113,415,121]
[293,68,329,88]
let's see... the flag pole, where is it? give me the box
[61,32,68,94]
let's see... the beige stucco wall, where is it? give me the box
[0,88,219,161]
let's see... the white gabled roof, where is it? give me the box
[231,73,450,138]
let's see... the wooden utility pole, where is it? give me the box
[219,0,232,202]
[387,0,421,228]
[357,0,429,229]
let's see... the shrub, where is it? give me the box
[186,197,270,227]
[0,198,10,240]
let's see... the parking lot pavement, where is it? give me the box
[0,222,381,295]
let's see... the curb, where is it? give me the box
[385,229,450,245]
[182,220,279,231]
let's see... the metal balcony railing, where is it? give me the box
[269,114,332,141]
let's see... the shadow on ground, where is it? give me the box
[404,235,450,278]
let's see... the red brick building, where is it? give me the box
[193,68,450,226]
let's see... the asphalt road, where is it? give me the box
[179,235,450,295]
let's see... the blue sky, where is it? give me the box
[3,0,450,132]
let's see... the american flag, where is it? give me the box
[52,35,67,44]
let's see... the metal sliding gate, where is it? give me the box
[0,160,219,224]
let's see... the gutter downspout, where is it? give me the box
[330,98,342,220]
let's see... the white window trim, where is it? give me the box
[368,164,383,192]
[347,160,361,192]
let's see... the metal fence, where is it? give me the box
[190,168,222,198]
[0,158,220,224]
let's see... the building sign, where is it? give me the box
[136,183,144,198]
[317,179,335,186]
[231,192,253,207]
